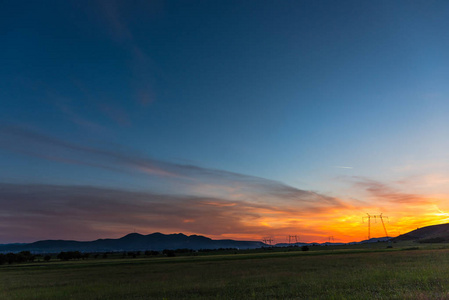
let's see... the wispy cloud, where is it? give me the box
[352,177,436,205]
[95,0,134,42]
[0,124,361,243]
[93,0,160,107]
[4,125,448,243]
[0,124,349,208]
[0,183,353,243]
[0,123,180,178]
[347,176,449,236]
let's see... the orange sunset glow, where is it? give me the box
[2,0,449,246]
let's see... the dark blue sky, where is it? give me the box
[1,1,449,243]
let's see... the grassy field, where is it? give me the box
[2,244,449,299]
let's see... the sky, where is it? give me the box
[1,0,449,244]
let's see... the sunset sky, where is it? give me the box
[2,0,449,244]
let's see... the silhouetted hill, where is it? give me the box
[0,233,266,253]
[393,223,449,243]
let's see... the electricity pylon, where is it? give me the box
[362,213,389,239]
[288,235,298,244]
[262,237,274,245]
[362,213,372,239]
[378,213,389,237]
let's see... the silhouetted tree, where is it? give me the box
[23,251,36,262]
[6,253,16,264]
[175,248,192,254]
[162,249,176,257]
[57,251,82,261]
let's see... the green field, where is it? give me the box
[2,244,449,299]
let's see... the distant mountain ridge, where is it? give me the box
[0,232,266,253]
[8,222,446,254]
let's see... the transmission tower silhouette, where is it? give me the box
[262,237,274,245]
[288,235,298,244]
[362,213,389,239]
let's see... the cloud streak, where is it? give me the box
[347,176,449,237]
[3,125,448,243]
[0,124,348,207]
[352,177,437,205]
[93,0,160,107]
[0,124,357,242]
[0,183,353,243]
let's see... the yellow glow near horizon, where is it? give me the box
[209,199,449,243]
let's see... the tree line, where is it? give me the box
[0,246,309,265]
[0,251,39,264]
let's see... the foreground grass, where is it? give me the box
[2,247,449,299]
